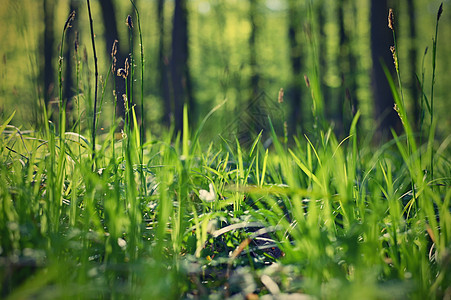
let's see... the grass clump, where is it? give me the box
[0,3,450,300]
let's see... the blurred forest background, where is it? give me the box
[0,0,450,143]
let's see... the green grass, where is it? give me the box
[1,4,450,300]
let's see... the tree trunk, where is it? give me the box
[336,0,346,135]
[337,0,358,135]
[315,1,328,122]
[287,0,303,135]
[170,0,192,133]
[157,0,171,126]
[249,0,260,99]
[43,0,55,120]
[370,0,401,140]
[235,0,262,146]
[347,1,359,117]
[407,0,419,132]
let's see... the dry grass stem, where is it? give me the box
[278,88,284,103]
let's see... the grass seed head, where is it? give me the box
[112,57,117,73]
[126,15,133,29]
[122,94,128,112]
[390,46,398,71]
[278,88,284,103]
[111,40,118,58]
[74,31,79,53]
[64,10,76,32]
[117,58,129,79]
[438,3,443,21]
[393,103,404,125]
[304,75,310,88]
[111,40,118,73]
[388,8,394,31]
[117,68,126,78]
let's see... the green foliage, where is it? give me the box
[1,99,450,299]
[0,2,450,300]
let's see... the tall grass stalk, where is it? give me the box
[58,11,75,136]
[126,15,134,130]
[429,2,443,183]
[130,0,147,196]
[110,39,118,160]
[388,9,405,106]
[415,46,429,164]
[86,0,99,166]
[386,8,419,212]
[74,32,82,163]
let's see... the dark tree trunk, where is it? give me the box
[249,0,260,99]
[337,0,358,135]
[315,1,328,122]
[336,0,346,135]
[43,0,55,120]
[407,0,419,131]
[99,0,127,125]
[157,0,171,126]
[287,0,304,135]
[234,0,262,146]
[347,2,359,117]
[170,0,192,133]
[370,0,401,140]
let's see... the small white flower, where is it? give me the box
[117,238,127,248]
[199,183,216,202]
